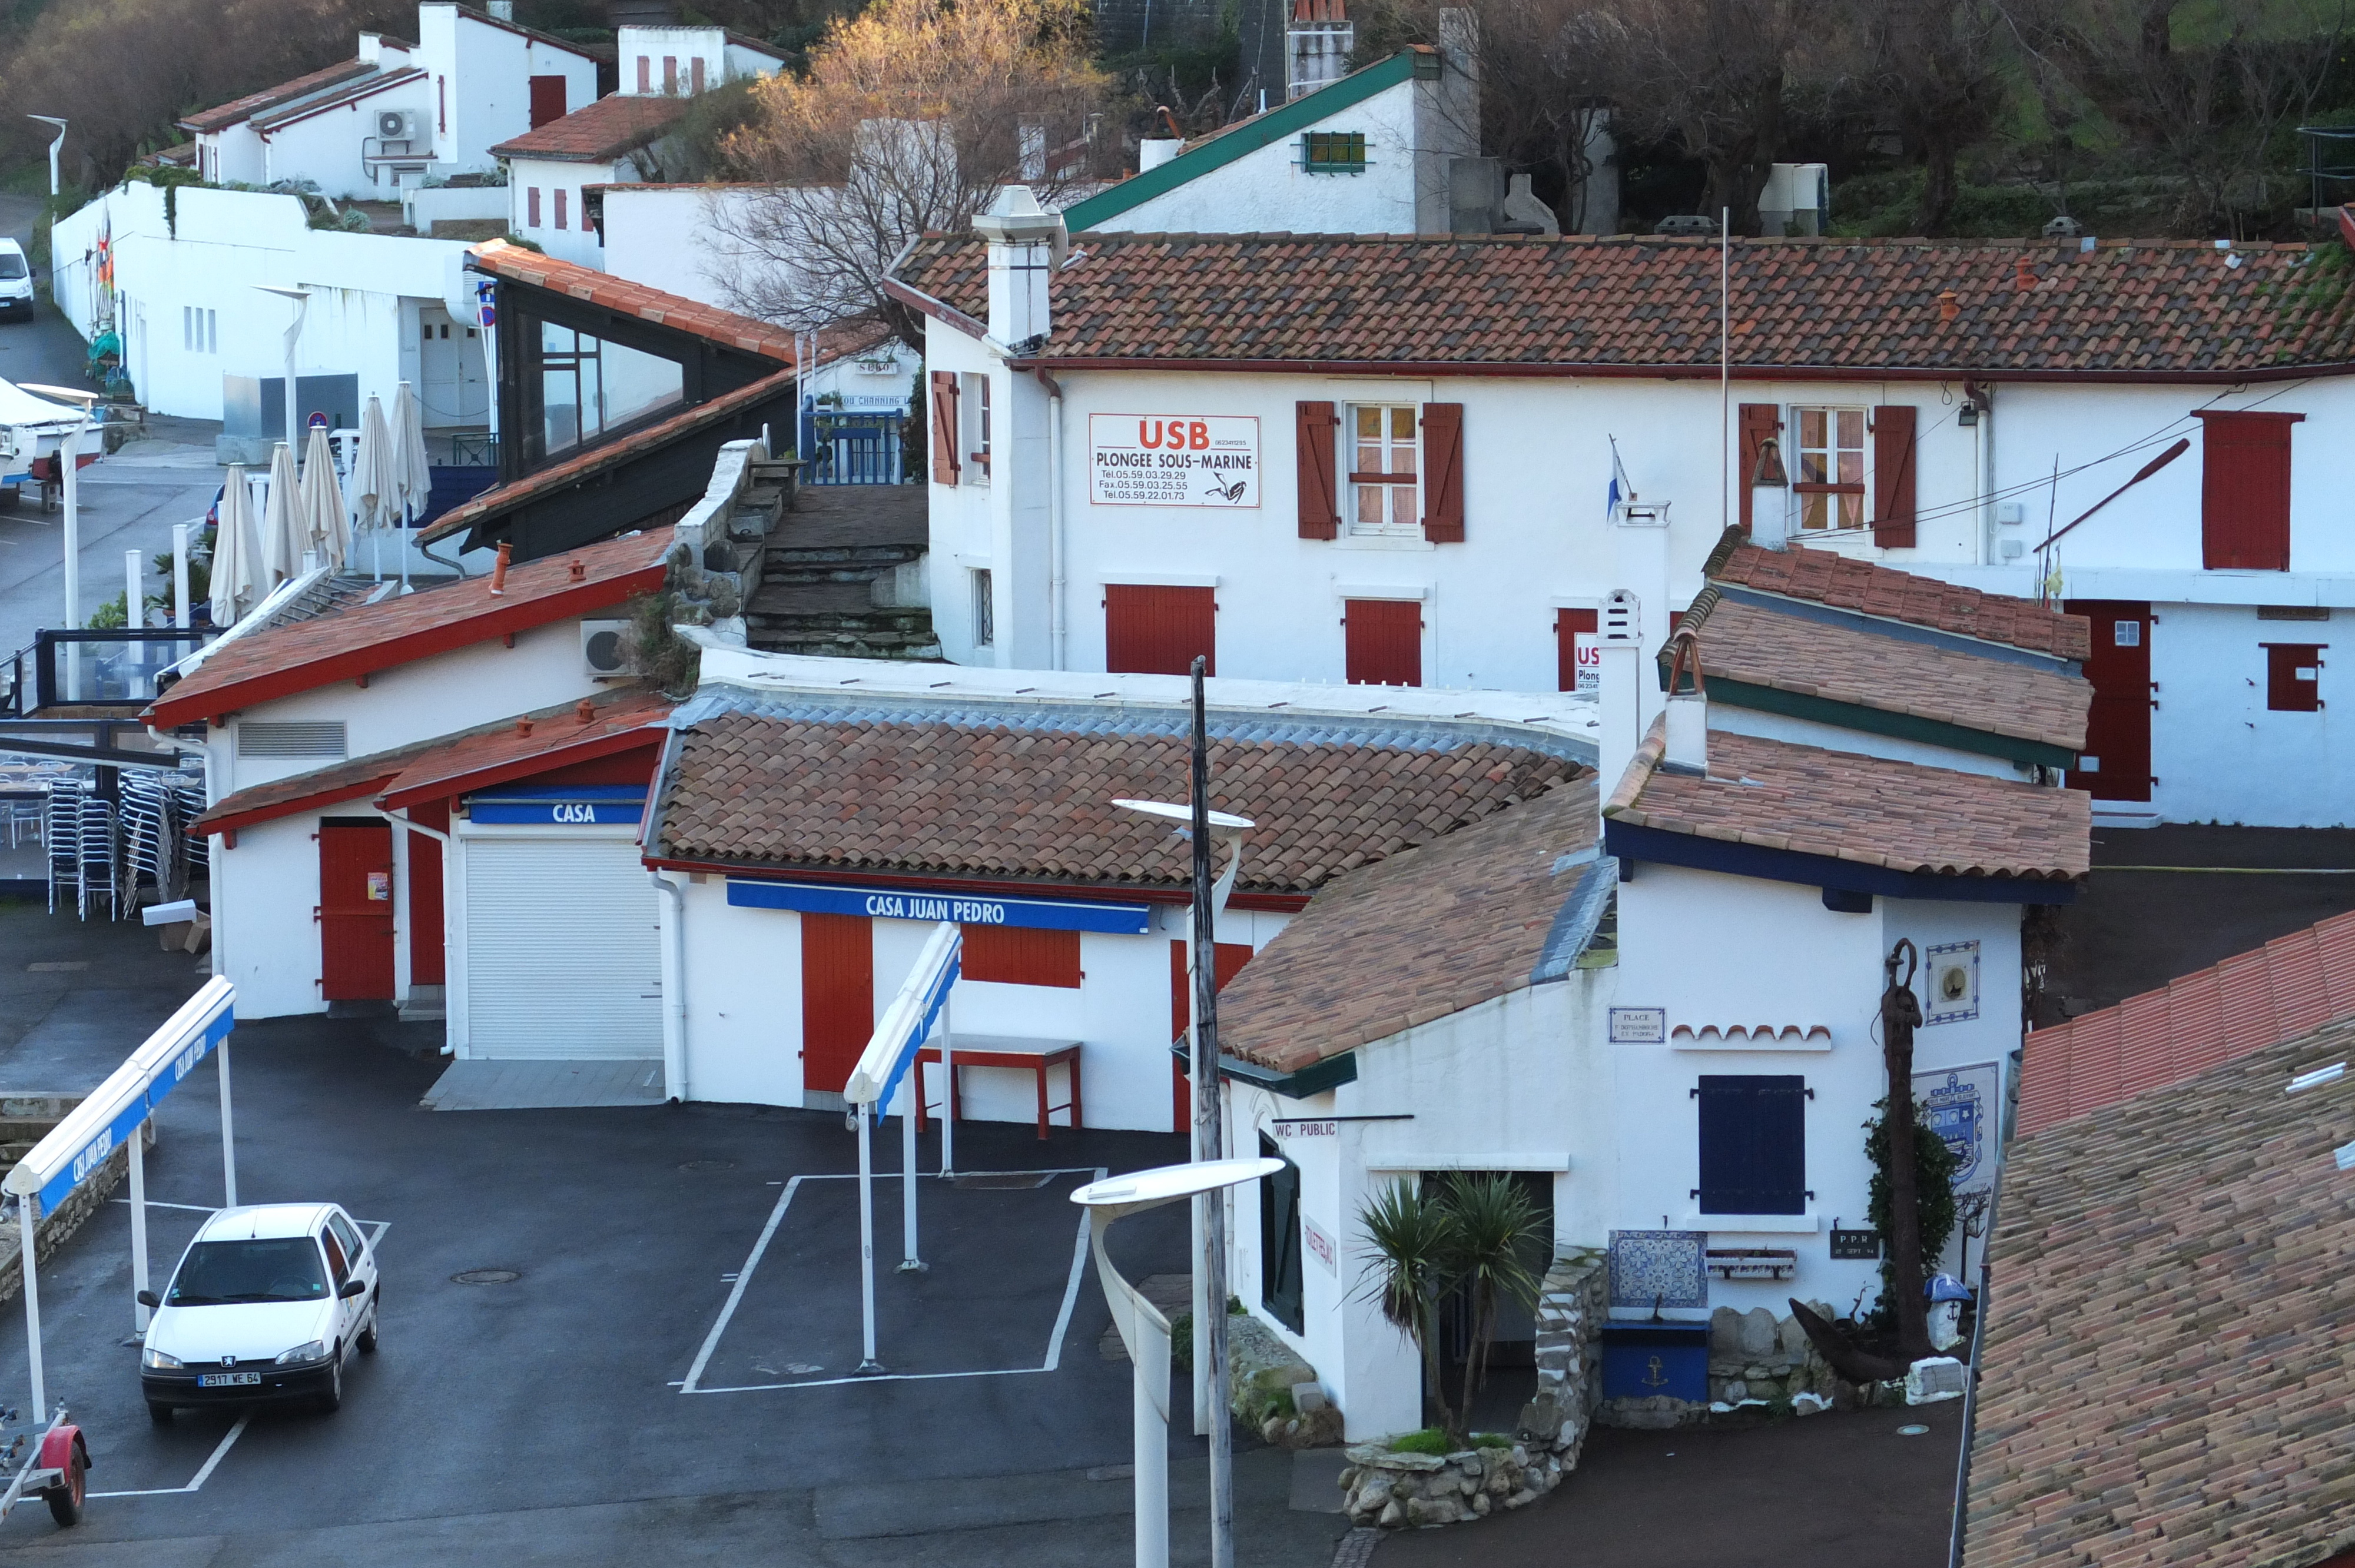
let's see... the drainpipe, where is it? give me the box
[649,869,688,1102]
[417,534,473,579]
[385,806,455,1052]
[1034,368,1067,670]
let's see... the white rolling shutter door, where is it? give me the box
[464,837,662,1058]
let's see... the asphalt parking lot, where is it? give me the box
[0,902,1346,1565]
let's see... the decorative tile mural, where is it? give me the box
[1607,1229,1709,1310]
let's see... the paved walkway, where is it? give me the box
[421,1057,665,1110]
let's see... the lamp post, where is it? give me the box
[1073,1158,1282,1568]
[1113,656,1255,1568]
[254,285,312,461]
[26,117,65,198]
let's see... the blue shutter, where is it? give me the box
[1697,1075,1807,1214]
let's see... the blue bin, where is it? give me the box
[1598,1322,1711,1402]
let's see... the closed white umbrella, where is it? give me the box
[208,464,263,627]
[390,381,433,526]
[301,425,351,572]
[349,394,395,530]
[260,441,304,588]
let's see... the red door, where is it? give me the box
[319,821,395,1001]
[1170,939,1253,1132]
[1345,599,1422,686]
[1105,585,1216,676]
[2065,600,2152,801]
[1556,607,1598,693]
[801,913,874,1095]
[527,75,568,129]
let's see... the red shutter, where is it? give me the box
[526,187,540,227]
[1105,584,1216,676]
[2264,643,2326,712]
[1296,401,1339,539]
[962,925,1082,988]
[1170,939,1254,1131]
[1870,404,1918,549]
[928,371,961,484]
[2198,411,2300,570]
[691,58,706,94]
[1556,607,1598,693]
[636,56,651,92]
[553,188,567,230]
[1421,402,1465,543]
[527,75,566,128]
[1739,404,1780,530]
[800,913,873,1094]
[407,798,448,986]
[1344,599,1424,687]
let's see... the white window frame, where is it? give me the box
[1345,402,1421,539]
[971,568,994,647]
[1791,404,1868,533]
[958,372,991,486]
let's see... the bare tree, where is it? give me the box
[710,0,1113,346]
[1868,0,2007,233]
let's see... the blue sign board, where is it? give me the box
[32,982,233,1216]
[727,877,1152,935]
[466,785,645,825]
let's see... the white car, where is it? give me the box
[138,1203,379,1422]
[0,240,31,321]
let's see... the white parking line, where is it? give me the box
[679,1168,1104,1395]
[90,1416,247,1500]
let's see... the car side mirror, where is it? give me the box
[136,1290,160,1309]
[337,1278,367,1300]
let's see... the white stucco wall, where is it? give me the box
[509,155,622,269]
[209,810,331,1018]
[2138,600,2355,825]
[414,5,599,177]
[599,187,765,307]
[259,78,434,200]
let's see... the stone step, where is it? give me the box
[764,542,926,569]
[762,563,920,587]
[747,633,943,662]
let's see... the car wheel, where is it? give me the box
[42,1441,85,1527]
[358,1293,379,1354]
[147,1403,173,1427]
[318,1351,343,1414]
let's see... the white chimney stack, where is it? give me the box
[974,184,1063,348]
[1596,589,1643,809]
[1661,630,1707,773]
[1749,434,1790,549]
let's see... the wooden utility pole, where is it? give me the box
[1880,938,1933,1363]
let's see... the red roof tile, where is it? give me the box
[467,241,798,360]
[888,232,2355,378]
[180,58,376,134]
[147,531,671,726]
[2016,908,2355,1137]
[1706,529,2092,660]
[1604,720,2091,882]
[1220,780,1596,1072]
[490,94,687,161]
[378,690,671,807]
[190,746,426,838]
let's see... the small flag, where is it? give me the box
[1607,437,1633,521]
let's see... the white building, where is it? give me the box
[888,204,2355,827]
[178,3,599,198]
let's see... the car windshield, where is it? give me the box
[167,1238,328,1306]
[0,254,24,280]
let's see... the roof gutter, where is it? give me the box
[642,854,1313,914]
[999,355,2355,386]
[1602,818,2081,905]
[1176,1040,1360,1099]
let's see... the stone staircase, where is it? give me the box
[743,484,939,662]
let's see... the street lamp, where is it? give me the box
[254,285,312,461]
[25,118,65,198]
[1073,1158,1282,1568]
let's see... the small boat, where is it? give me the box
[0,380,97,504]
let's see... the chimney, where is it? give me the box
[1938,289,1959,324]
[1661,630,1706,774]
[973,184,1063,347]
[489,541,512,596]
[1595,589,1644,812]
[2014,255,2035,291]
[486,0,513,19]
[1749,434,1789,549]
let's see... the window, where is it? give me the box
[1105,584,1215,676]
[2265,643,2325,712]
[532,322,685,458]
[691,57,706,94]
[972,569,994,647]
[168,1239,328,1305]
[1259,1134,1305,1334]
[1793,407,1865,531]
[959,372,991,482]
[1696,1074,1807,1215]
[328,1212,366,1265]
[663,55,678,94]
[528,74,566,128]
[961,925,1080,987]
[1344,598,1422,686]
[636,55,651,92]
[1348,403,1419,536]
[2199,410,2301,571]
[553,188,568,230]
[526,186,541,227]
[321,1226,350,1288]
[1302,130,1366,172]
[182,306,216,354]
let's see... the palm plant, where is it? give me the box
[1438,1174,1548,1423]
[1353,1180,1461,1436]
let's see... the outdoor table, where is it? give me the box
[914,1034,1082,1141]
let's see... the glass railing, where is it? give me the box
[33,630,213,710]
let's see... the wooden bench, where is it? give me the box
[914,1034,1082,1141]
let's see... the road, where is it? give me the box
[0,191,223,663]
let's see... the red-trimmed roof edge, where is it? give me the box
[379,723,665,809]
[144,564,666,727]
[997,353,2355,386]
[643,855,1314,913]
[882,273,987,343]
[201,775,399,839]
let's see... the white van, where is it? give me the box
[0,240,32,320]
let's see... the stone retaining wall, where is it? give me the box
[0,1112,157,1310]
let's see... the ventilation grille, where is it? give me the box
[237,721,347,759]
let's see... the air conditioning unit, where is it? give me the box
[376,109,421,143]
[582,619,632,677]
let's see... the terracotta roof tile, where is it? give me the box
[1220,780,1595,1072]
[179,58,376,133]
[467,241,799,361]
[190,745,426,838]
[1706,531,2092,660]
[377,689,672,807]
[1604,721,2089,881]
[1676,592,2089,751]
[489,92,688,161]
[1962,1024,2355,1568]
[652,706,1585,895]
[891,233,2355,377]
[2018,908,2355,1135]
[147,531,670,726]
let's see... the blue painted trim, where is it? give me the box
[727,876,1153,934]
[1601,818,2077,905]
[467,783,648,825]
[1714,585,2081,676]
[39,998,233,1216]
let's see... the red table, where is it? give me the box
[914,1035,1083,1141]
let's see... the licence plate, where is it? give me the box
[197,1371,260,1387]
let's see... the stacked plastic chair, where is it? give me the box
[176,779,208,886]
[43,783,79,915]
[75,790,117,921]
[122,773,169,916]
